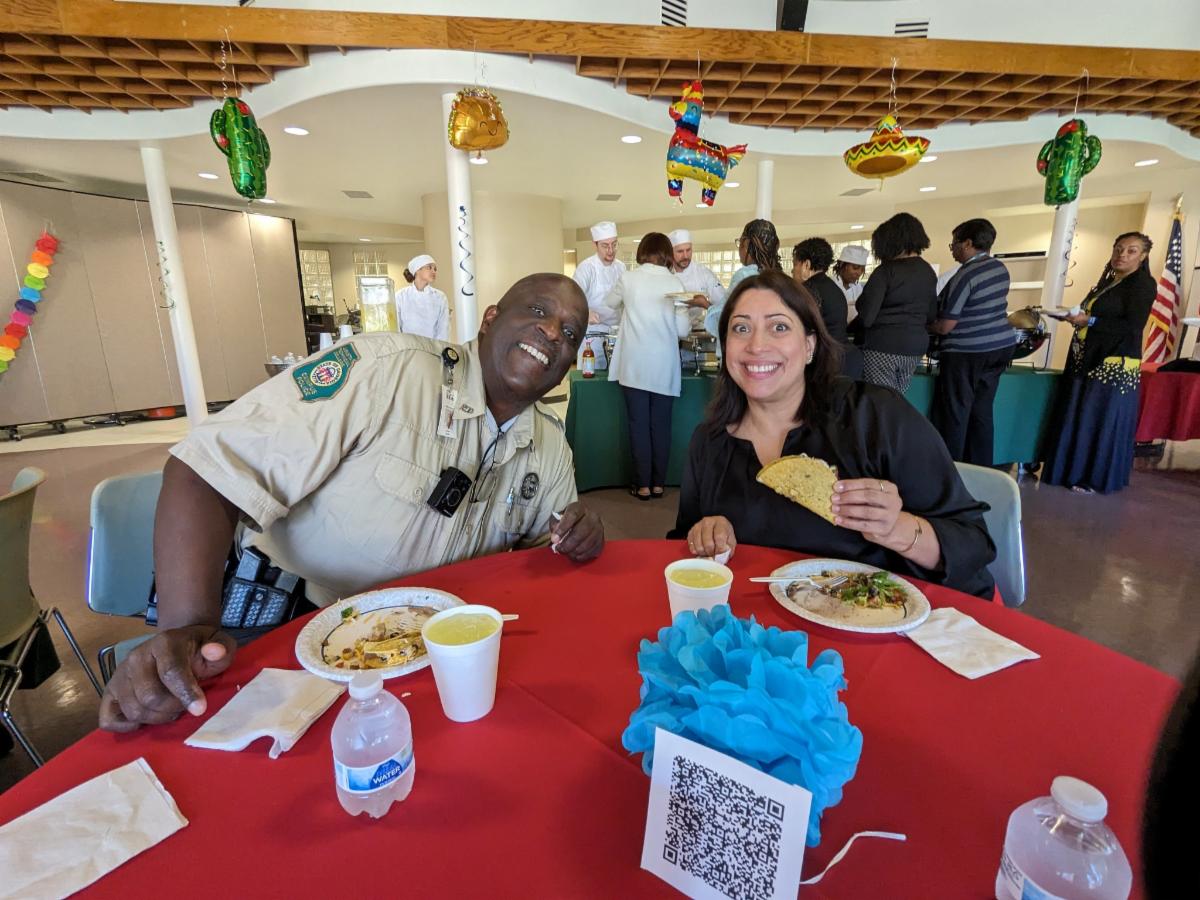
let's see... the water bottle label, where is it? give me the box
[997,849,1067,900]
[334,743,413,794]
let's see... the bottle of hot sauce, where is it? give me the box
[581,342,595,378]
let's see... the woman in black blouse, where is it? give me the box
[792,237,863,380]
[1043,232,1157,494]
[853,213,938,393]
[670,270,996,599]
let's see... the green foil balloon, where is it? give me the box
[210,97,271,201]
[1036,119,1102,207]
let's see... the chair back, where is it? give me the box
[0,467,46,647]
[87,470,164,618]
[954,462,1026,607]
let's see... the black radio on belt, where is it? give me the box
[427,467,472,517]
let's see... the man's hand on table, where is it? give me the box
[99,625,238,733]
[549,501,605,562]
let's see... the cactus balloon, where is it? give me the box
[210,97,271,200]
[1036,119,1102,207]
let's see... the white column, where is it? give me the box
[755,159,774,221]
[442,92,478,343]
[140,143,208,426]
[1039,198,1080,311]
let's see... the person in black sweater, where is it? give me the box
[1043,232,1158,494]
[669,270,996,599]
[791,237,864,380]
[854,213,938,393]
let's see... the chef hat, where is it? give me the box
[838,245,870,265]
[668,229,692,247]
[406,254,435,274]
[590,221,618,241]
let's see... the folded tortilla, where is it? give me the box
[756,454,838,524]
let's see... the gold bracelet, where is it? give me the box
[901,516,922,554]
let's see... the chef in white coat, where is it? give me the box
[574,221,625,368]
[394,254,450,341]
[833,244,868,323]
[669,229,726,331]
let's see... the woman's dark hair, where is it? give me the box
[1088,231,1154,295]
[791,237,835,274]
[739,219,782,272]
[402,268,416,283]
[871,212,931,261]
[952,218,997,253]
[636,232,675,267]
[704,269,841,436]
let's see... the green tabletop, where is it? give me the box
[564,367,1061,491]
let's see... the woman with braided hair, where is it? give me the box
[1043,231,1157,494]
[705,218,782,337]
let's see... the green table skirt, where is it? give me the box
[564,368,1062,492]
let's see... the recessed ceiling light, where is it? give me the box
[695,203,708,208]
[468,155,489,166]
[283,126,309,136]
[920,155,938,163]
[919,186,937,192]
[358,237,372,242]
[620,135,642,144]
[850,224,865,230]
[725,182,740,188]
[197,172,219,180]
[258,198,277,204]
[1134,158,1159,167]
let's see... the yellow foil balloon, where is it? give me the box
[447,88,509,152]
[843,115,930,181]
[27,262,49,279]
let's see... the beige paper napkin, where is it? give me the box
[185,667,345,758]
[0,757,187,900]
[906,607,1040,679]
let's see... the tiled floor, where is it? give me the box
[2,441,1198,792]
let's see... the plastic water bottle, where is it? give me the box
[995,776,1132,900]
[331,672,415,818]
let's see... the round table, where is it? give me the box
[0,541,1177,898]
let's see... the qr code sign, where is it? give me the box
[663,755,785,900]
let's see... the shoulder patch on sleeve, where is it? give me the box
[292,344,360,402]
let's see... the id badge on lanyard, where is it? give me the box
[438,347,460,439]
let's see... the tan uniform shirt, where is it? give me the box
[171,334,578,606]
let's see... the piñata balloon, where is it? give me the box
[447,87,509,154]
[666,81,748,206]
[1037,119,1102,207]
[210,97,271,200]
[843,115,930,182]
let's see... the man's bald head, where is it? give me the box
[497,273,588,320]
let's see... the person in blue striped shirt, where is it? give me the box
[929,219,1016,465]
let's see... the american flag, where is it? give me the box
[1144,213,1184,364]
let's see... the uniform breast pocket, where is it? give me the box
[491,496,535,539]
[364,453,444,564]
[375,453,439,507]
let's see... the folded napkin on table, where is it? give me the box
[0,757,187,900]
[905,607,1039,679]
[185,667,345,758]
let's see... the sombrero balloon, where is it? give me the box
[0,231,58,375]
[843,114,930,182]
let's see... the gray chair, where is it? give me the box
[1,467,103,766]
[87,470,162,682]
[955,462,1026,607]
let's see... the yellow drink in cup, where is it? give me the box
[669,569,730,589]
[421,605,504,722]
[663,559,734,620]
[424,613,500,646]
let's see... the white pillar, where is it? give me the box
[442,92,478,343]
[140,143,208,425]
[755,159,774,221]
[1039,198,1080,311]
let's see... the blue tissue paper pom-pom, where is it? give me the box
[621,605,862,847]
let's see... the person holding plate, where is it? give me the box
[670,270,995,599]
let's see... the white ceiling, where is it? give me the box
[0,83,1195,243]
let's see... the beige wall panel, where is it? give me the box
[135,202,185,407]
[0,190,51,426]
[175,205,231,401]
[71,193,175,411]
[200,208,266,397]
[0,182,115,421]
[249,215,307,360]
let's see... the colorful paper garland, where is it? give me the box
[0,231,57,374]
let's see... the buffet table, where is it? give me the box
[566,368,1062,490]
[0,541,1175,898]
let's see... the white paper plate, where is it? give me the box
[294,587,464,682]
[767,558,931,634]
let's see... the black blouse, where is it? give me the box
[1077,268,1157,373]
[804,272,850,344]
[854,257,939,356]
[669,379,996,598]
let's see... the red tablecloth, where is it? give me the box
[0,542,1179,899]
[1136,368,1200,442]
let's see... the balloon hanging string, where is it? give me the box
[1073,68,1089,117]
[889,58,899,117]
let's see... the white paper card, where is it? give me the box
[641,728,813,900]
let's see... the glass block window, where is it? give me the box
[693,249,740,286]
[299,248,333,307]
[353,248,388,276]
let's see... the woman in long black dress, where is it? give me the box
[1043,232,1157,494]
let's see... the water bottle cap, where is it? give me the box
[348,671,383,700]
[1051,776,1108,822]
